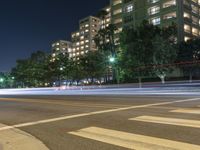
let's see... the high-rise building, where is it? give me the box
[110,0,200,42]
[70,6,111,60]
[71,16,101,60]
[51,40,72,61]
[99,5,112,29]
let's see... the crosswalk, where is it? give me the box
[69,127,200,150]
[130,116,200,128]
[68,105,200,150]
[170,109,200,114]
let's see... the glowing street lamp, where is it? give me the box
[109,57,115,63]
[60,67,64,71]
[0,78,4,83]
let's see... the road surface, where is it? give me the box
[0,86,200,149]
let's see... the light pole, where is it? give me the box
[0,78,4,88]
[59,67,64,87]
[109,56,119,84]
[0,78,4,83]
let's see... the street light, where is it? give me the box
[60,67,64,71]
[109,57,115,63]
[0,78,4,83]
[109,56,120,84]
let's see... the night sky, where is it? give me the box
[0,0,109,71]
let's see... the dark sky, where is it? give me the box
[0,0,109,71]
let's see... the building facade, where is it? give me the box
[71,16,101,60]
[51,40,72,61]
[110,0,200,42]
[51,1,200,61]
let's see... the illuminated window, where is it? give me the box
[184,24,191,33]
[148,6,160,15]
[150,17,160,25]
[81,41,85,45]
[68,48,72,52]
[113,0,122,6]
[125,4,133,13]
[184,12,190,19]
[163,12,176,19]
[184,36,190,41]
[163,0,176,8]
[113,9,122,15]
[192,27,198,36]
[148,0,159,3]
[114,18,122,24]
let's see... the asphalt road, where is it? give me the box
[0,94,200,149]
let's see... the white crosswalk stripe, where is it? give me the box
[170,109,200,114]
[69,127,200,150]
[130,116,200,128]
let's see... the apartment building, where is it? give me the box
[51,40,72,61]
[99,5,112,29]
[70,6,111,60]
[110,0,200,42]
[70,16,101,60]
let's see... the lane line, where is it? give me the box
[69,127,200,150]
[130,116,200,128]
[0,98,200,132]
[0,98,129,108]
[170,109,200,114]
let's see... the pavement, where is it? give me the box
[0,86,200,149]
[0,123,48,150]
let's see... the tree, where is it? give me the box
[0,72,14,88]
[79,51,107,84]
[94,24,118,83]
[12,51,49,87]
[119,21,158,87]
[69,61,85,85]
[177,38,200,82]
[152,25,177,84]
[119,21,177,86]
[48,53,72,86]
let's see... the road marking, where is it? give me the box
[0,123,49,150]
[0,98,129,108]
[170,109,200,114]
[0,98,200,132]
[130,116,200,128]
[69,127,200,150]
